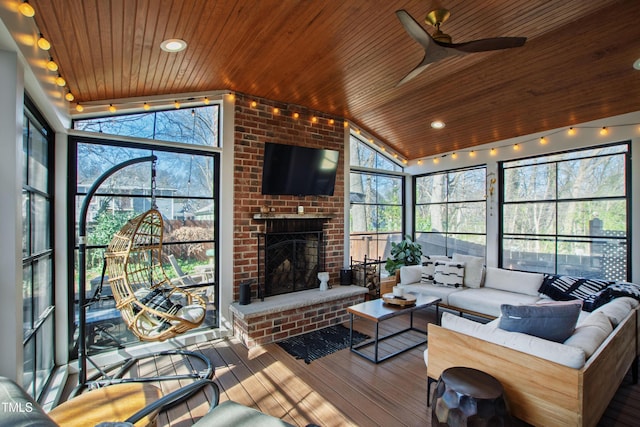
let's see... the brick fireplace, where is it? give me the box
[231,93,354,347]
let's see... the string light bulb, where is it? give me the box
[143,102,150,111]
[19,1,35,17]
[250,100,257,108]
[75,103,84,112]
[174,100,180,109]
[513,143,520,151]
[433,157,440,164]
[329,119,335,125]
[567,127,576,136]
[469,151,476,158]
[37,34,51,50]
[490,148,497,156]
[273,107,279,115]
[343,121,349,128]
[203,96,210,104]
[451,152,458,159]
[293,112,300,119]
[55,74,65,87]
[64,91,74,102]
[108,104,116,113]
[311,116,318,124]
[46,57,58,72]
[539,136,547,145]
[417,160,423,165]
[600,127,609,136]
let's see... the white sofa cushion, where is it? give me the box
[484,267,544,296]
[564,311,613,359]
[447,287,541,318]
[433,261,465,288]
[403,284,463,305]
[400,265,423,285]
[441,312,586,369]
[452,253,485,288]
[592,297,639,327]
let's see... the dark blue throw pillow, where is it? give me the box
[499,302,582,342]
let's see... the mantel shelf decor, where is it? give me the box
[253,213,335,220]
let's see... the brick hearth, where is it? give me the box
[230,286,368,348]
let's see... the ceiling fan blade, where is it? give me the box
[439,37,527,53]
[397,59,433,86]
[396,10,432,50]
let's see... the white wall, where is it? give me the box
[0,49,24,381]
[405,111,640,283]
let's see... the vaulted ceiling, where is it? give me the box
[30,0,640,160]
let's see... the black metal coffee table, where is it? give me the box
[347,294,441,363]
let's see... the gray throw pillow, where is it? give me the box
[498,301,582,343]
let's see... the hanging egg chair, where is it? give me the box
[105,208,207,342]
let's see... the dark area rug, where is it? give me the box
[277,324,370,364]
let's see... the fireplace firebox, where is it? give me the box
[257,218,326,299]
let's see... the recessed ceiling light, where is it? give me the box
[633,58,640,70]
[160,38,187,52]
[431,120,446,129]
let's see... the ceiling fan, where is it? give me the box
[396,8,527,86]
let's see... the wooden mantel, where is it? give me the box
[253,213,335,220]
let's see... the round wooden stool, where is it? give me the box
[48,383,163,427]
[431,367,511,427]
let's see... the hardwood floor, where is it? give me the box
[76,306,640,426]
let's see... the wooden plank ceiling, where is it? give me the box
[32,0,640,160]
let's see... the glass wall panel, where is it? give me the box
[415,167,486,257]
[501,143,630,280]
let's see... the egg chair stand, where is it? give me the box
[75,156,213,396]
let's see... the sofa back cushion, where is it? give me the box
[564,311,613,359]
[399,265,423,285]
[441,312,585,369]
[484,267,544,296]
[498,301,582,342]
[452,253,485,288]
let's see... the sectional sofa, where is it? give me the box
[397,259,640,426]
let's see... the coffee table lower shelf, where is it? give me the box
[347,295,441,364]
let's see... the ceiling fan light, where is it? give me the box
[431,120,445,129]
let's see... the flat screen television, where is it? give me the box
[261,142,339,196]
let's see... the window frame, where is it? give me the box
[22,95,56,400]
[67,132,221,360]
[413,165,488,257]
[349,134,406,266]
[499,141,631,280]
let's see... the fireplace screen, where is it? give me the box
[258,230,325,298]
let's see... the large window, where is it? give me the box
[501,143,630,280]
[349,135,404,269]
[70,106,220,357]
[415,167,487,257]
[74,105,220,147]
[22,97,55,399]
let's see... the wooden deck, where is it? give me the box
[73,306,640,426]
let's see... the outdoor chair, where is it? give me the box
[0,376,219,427]
[168,254,215,303]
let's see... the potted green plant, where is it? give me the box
[385,235,423,276]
